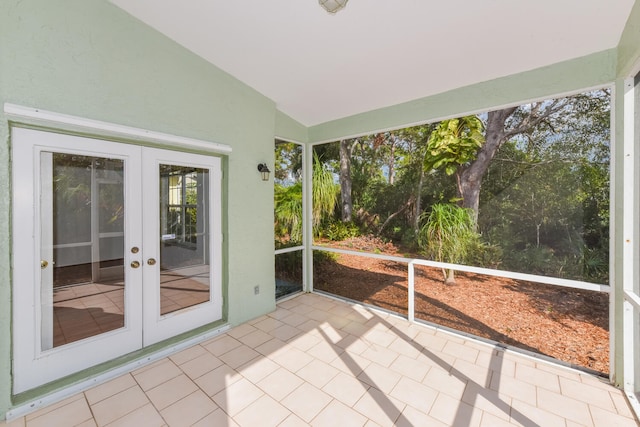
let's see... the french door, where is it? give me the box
[12,128,222,393]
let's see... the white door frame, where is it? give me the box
[12,128,144,393]
[11,128,224,393]
[141,148,223,346]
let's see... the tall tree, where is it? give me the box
[339,139,353,222]
[424,116,485,212]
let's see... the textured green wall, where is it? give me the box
[275,110,308,143]
[0,0,276,417]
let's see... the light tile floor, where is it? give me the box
[3,293,638,427]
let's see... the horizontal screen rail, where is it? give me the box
[312,245,609,293]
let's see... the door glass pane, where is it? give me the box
[159,165,210,315]
[41,153,125,350]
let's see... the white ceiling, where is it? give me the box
[110,0,634,127]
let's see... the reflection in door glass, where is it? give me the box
[42,153,125,350]
[159,165,211,315]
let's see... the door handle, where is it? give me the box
[147,258,157,266]
[131,260,140,268]
[41,260,48,269]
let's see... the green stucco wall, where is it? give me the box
[275,110,309,143]
[0,0,277,418]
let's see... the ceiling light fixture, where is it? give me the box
[319,0,348,14]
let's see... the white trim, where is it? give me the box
[275,246,304,255]
[4,103,232,155]
[312,245,610,293]
[4,324,230,421]
[622,74,639,397]
[624,290,640,311]
[304,143,314,292]
[407,261,415,323]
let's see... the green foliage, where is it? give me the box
[424,116,485,175]
[418,204,478,265]
[322,221,360,241]
[274,182,303,245]
[309,90,610,284]
[312,151,338,229]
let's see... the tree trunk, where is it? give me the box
[339,139,353,222]
[459,107,517,222]
[414,167,425,234]
[388,136,396,185]
[444,269,456,285]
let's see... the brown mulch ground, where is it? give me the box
[313,237,609,375]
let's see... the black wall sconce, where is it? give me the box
[257,163,271,181]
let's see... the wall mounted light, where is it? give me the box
[257,163,271,181]
[319,0,349,13]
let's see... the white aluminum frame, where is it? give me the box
[273,138,309,296]
[622,70,640,416]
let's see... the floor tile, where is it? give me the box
[257,367,304,401]
[389,354,430,382]
[26,398,93,427]
[194,364,242,397]
[429,392,482,427]
[281,383,332,423]
[509,399,566,427]
[322,372,369,407]
[278,414,310,427]
[168,344,207,366]
[159,390,218,427]
[132,359,182,391]
[85,375,137,405]
[146,374,198,411]
[311,400,367,427]
[423,366,468,400]
[191,408,239,427]
[25,394,86,421]
[589,405,638,427]
[389,377,438,414]
[179,351,223,380]
[218,344,261,369]
[237,329,273,348]
[360,343,399,367]
[269,345,314,372]
[233,395,290,427]
[104,403,165,427]
[395,405,448,427]
[358,363,402,394]
[296,359,340,389]
[559,376,617,412]
[7,293,639,427]
[212,378,264,417]
[202,335,242,357]
[536,387,592,425]
[515,363,561,393]
[461,383,512,421]
[236,356,280,384]
[91,386,149,426]
[353,387,404,427]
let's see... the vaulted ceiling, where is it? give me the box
[110,0,635,126]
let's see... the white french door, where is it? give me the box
[12,128,222,393]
